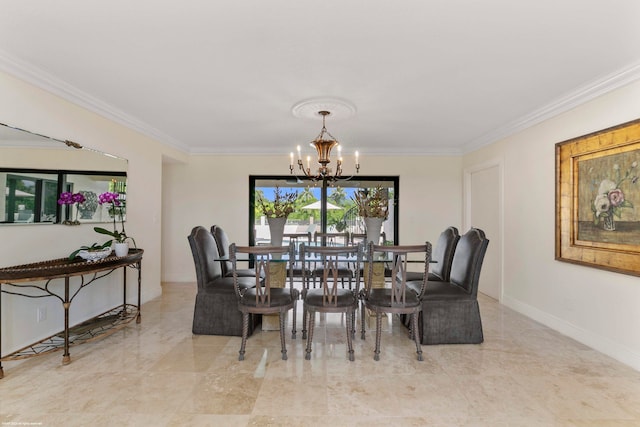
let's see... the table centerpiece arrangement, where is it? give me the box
[256,186,298,246]
[353,186,389,244]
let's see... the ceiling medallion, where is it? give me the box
[290,98,360,182]
[291,97,357,121]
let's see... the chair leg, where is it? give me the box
[305,311,315,360]
[279,312,288,361]
[239,312,249,361]
[351,304,357,339]
[412,312,423,361]
[346,310,354,361]
[302,305,308,340]
[291,300,297,339]
[360,302,366,340]
[374,312,382,361]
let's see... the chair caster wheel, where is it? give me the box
[305,353,311,360]
[374,354,380,361]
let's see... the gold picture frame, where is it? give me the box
[556,118,640,276]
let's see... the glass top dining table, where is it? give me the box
[220,242,434,264]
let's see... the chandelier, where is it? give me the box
[289,110,360,181]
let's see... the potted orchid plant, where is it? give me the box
[57,191,86,225]
[94,191,136,256]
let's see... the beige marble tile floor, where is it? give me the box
[2,282,640,426]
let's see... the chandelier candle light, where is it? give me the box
[290,110,360,181]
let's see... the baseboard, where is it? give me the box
[502,295,640,372]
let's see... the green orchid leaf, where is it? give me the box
[94,226,116,237]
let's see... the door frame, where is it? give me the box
[463,158,504,302]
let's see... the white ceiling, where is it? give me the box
[1,0,640,157]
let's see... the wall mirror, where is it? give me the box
[0,122,127,225]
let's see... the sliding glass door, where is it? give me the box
[249,175,398,245]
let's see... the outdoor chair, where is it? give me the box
[283,232,312,284]
[350,232,386,246]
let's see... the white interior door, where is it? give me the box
[465,162,502,301]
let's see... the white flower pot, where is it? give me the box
[267,216,287,246]
[364,217,384,245]
[114,242,129,257]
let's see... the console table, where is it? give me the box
[0,248,143,378]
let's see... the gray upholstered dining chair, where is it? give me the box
[211,224,259,278]
[300,243,363,361]
[405,226,459,282]
[361,242,432,361]
[413,227,489,345]
[230,243,299,361]
[187,226,259,336]
[401,226,460,328]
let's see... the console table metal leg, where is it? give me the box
[136,260,142,323]
[123,265,127,315]
[0,287,4,379]
[62,277,71,365]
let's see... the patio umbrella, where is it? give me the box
[301,200,342,210]
[5,188,35,197]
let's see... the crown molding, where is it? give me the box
[188,145,461,156]
[462,60,640,154]
[0,50,189,152]
[2,49,639,157]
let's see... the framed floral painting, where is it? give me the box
[556,118,640,276]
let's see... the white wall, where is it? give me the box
[5,65,639,372]
[162,154,463,282]
[0,71,184,355]
[463,79,640,370]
